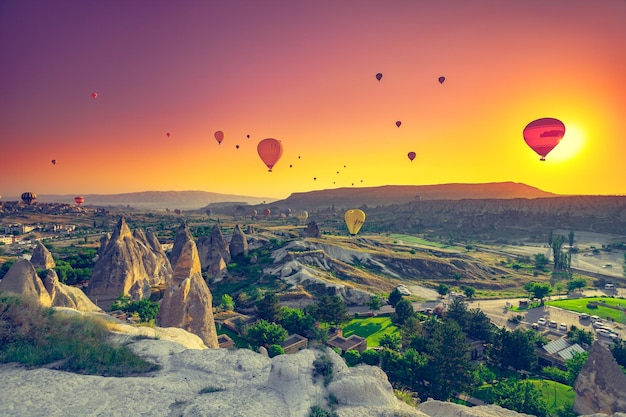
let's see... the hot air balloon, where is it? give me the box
[214,130,224,144]
[296,210,308,223]
[174,209,182,215]
[246,134,250,139]
[344,209,366,236]
[236,144,240,149]
[21,192,37,205]
[263,208,271,219]
[91,92,98,99]
[257,138,283,171]
[74,196,85,206]
[251,209,258,219]
[205,208,212,217]
[523,118,566,161]
[166,132,171,138]
[438,76,445,84]
[407,151,416,162]
[395,121,402,128]
[376,73,383,81]
[51,159,57,165]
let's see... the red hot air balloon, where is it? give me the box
[166,132,171,138]
[74,196,85,206]
[257,138,283,171]
[376,73,383,81]
[395,121,402,128]
[91,92,98,99]
[263,208,271,219]
[51,159,57,165]
[246,134,250,139]
[438,76,445,84]
[523,118,566,161]
[407,151,416,162]
[214,130,224,144]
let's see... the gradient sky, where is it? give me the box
[1,0,625,199]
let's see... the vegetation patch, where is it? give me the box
[546,297,626,323]
[342,316,399,347]
[0,292,159,376]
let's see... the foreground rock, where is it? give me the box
[158,222,219,348]
[229,224,248,257]
[30,241,55,269]
[43,270,102,312]
[0,258,52,307]
[574,341,626,415]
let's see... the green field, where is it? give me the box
[531,379,575,412]
[546,297,626,323]
[342,316,399,347]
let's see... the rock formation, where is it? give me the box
[86,217,169,308]
[43,269,102,312]
[229,224,248,257]
[301,221,320,238]
[158,222,219,348]
[30,241,55,269]
[574,341,626,415]
[196,224,230,278]
[133,228,172,286]
[0,258,52,307]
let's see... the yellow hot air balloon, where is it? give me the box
[344,209,366,236]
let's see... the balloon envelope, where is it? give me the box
[344,209,366,236]
[257,138,283,171]
[74,196,84,206]
[214,130,224,144]
[407,151,416,161]
[376,73,383,81]
[395,121,401,128]
[21,192,37,205]
[438,76,445,84]
[523,118,566,161]
[51,159,56,165]
[166,132,171,138]
[296,210,308,222]
[91,92,98,99]
[263,208,271,218]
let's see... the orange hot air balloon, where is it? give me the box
[407,151,416,162]
[74,196,85,206]
[91,92,98,99]
[214,130,224,144]
[438,76,445,84]
[376,73,383,81]
[344,209,366,236]
[51,159,57,165]
[395,121,402,128]
[257,138,283,171]
[523,118,566,161]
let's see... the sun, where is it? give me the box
[545,124,585,162]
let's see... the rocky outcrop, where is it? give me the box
[196,225,230,278]
[30,241,55,270]
[133,228,172,286]
[158,222,219,348]
[229,224,248,257]
[301,221,320,238]
[43,270,102,312]
[86,218,169,308]
[0,258,52,307]
[574,341,626,415]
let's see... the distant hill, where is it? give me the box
[29,191,276,210]
[275,182,558,209]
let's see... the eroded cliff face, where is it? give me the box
[158,222,219,348]
[43,269,102,312]
[86,217,171,308]
[574,342,626,415]
[196,224,230,279]
[0,258,52,307]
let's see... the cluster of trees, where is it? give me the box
[110,295,160,322]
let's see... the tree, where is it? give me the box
[490,328,538,371]
[554,281,564,296]
[245,319,286,349]
[565,351,588,385]
[313,294,349,327]
[568,230,575,247]
[526,282,552,303]
[436,283,449,297]
[463,286,476,299]
[279,306,315,336]
[268,344,284,358]
[567,325,594,346]
[392,299,415,326]
[361,348,380,366]
[366,294,383,312]
[610,339,626,368]
[379,333,402,351]
[491,379,548,417]
[534,253,550,270]
[220,294,235,312]
[387,288,403,308]
[566,277,586,293]
[445,297,468,329]
[343,349,361,367]
[547,229,554,247]
[256,292,281,322]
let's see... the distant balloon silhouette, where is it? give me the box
[344,209,366,236]
[375,73,383,81]
[214,131,224,144]
[91,92,98,99]
[51,159,57,165]
[438,76,445,84]
[74,196,85,206]
[21,192,37,205]
[263,208,271,219]
[313,177,317,181]
[257,138,283,171]
[236,144,239,149]
[289,164,293,168]
[395,121,402,128]
[523,117,566,161]
[407,151,416,162]
[246,134,250,139]
[166,132,171,138]
[174,209,182,215]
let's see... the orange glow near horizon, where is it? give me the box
[1,1,625,200]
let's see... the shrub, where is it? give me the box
[309,405,338,417]
[268,344,285,358]
[343,349,361,367]
[313,354,334,386]
[361,349,381,366]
